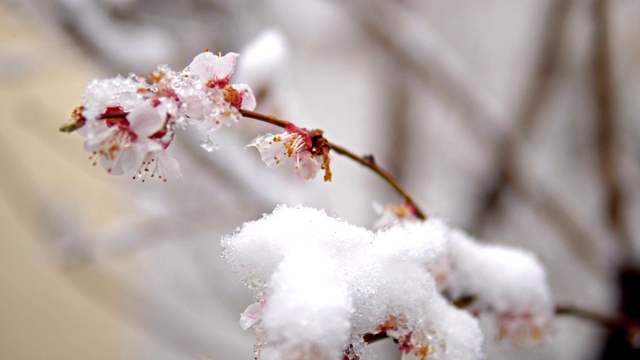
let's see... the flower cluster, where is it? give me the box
[61,51,256,181]
[222,205,553,360]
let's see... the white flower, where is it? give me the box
[66,51,258,179]
[188,51,238,85]
[445,230,553,344]
[81,75,145,124]
[177,51,256,134]
[248,125,330,181]
[81,102,180,179]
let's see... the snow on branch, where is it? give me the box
[222,204,551,359]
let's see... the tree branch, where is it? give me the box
[556,304,640,333]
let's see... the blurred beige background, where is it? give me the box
[0,4,123,359]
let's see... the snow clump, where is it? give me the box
[222,205,492,360]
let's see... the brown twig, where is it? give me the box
[237,109,291,128]
[327,142,426,220]
[240,109,427,220]
[362,332,389,344]
[556,304,640,333]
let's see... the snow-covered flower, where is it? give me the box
[177,51,256,133]
[80,75,146,124]
[79,101,181,180]
[248,124,332,181]
[374,293,484,360]
[223,205,556,358]
[222,205,487,360]
[63,51,257,179]
[444,230,553,344]
[63,69,184,180]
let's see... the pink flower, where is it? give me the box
[188,51,238,86]
[81,102,180,180]
[248,124,332,181]
[445,229,553,345]
[178,51,256,133]
[497,311,548,345]
[65,51,257,179]
[374,317,431,360]
[80,76,146,124]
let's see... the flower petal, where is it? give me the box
[232,84,257,111]
[128,103,165,138]
[188,52,238,83]
[295,154,321,180]
[156,149,182,179]
[248,133,290,168]
[239,301,264,331]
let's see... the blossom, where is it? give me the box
[78,100,181,180]
[248,124,331,181]
[444,229,553,344]
[178,51,256,133]
[80,75,146,124]
[67,69,183,180]
[496,312,547,345]
[222,205,486,360]
[62,51,257,179]
[188,51,238,85]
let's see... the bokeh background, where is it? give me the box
[1,0,640,359]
